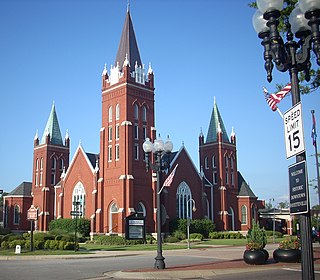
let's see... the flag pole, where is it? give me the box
[311,110,320,205]
[276,108,283,119]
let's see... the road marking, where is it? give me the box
[283,268,320,274]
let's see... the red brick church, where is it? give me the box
[3,8,264,235]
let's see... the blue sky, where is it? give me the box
[0,0,319,207]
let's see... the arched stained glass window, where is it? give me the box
[241,205,247,225]
[72,182,86,218]
[176,182,193,219]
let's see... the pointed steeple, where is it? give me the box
[40,103,63,145]
[115,9,142,72]
[206,98,230,143]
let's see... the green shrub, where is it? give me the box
[34,240,45,249]
[8,240,26,249]
[146,234,156,244]
[169,218,215,238]
[1,241,9,249]
[2,233,23,242]
[164,236,179,243]
[265,230,283,238]
[49,218,90,237]
[33,232,54,242]
[173,230,186,240]
[208,231,245,239]
[64,242,75,250]
[189,233,203,241]
[93,235,127,245]
[246,220,267,250]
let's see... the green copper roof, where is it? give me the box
[206,99,230,143]
[41,104,63,145]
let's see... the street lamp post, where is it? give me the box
[253,1,320,279]
[272,199,276,244]
[143,135,173,269]
[187,198,196,250]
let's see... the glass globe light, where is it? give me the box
[289,5,310,34]
[257,0,284,14]
[164,135,173,153]
[252,10,269,34]
[142,137,153,153]
[153,135,164,152]
[299,0,320,13]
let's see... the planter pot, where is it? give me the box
[273,249,301,263]
[243,249,267,265]
[261,248,269,262]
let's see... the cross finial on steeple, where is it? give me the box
[127,0,130,12]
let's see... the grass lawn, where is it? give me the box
[0,249,92,256]
[0,238,284,256]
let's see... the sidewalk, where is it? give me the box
[102,243,320,279]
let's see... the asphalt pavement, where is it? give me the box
[1,243,319,279]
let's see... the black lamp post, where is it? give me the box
[143,135,173,269]
[253,1,320,279]
[187,198,196,250]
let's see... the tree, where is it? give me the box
[249,0,320,95]
[265,199,273,209]
[278,201,289,209]
[0,192,8,207]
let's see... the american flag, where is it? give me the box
[311,111,317,147]
[157,164,178,195]
[263,84,291,111]
[163,164,178,187]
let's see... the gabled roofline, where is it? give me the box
[64,143,96,181]
[170,145,202,181]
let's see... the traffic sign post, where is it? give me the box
[284,102,305,159]
[27,205,38,252]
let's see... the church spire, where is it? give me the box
[206,97,230,144]
[40,103,63,145]
[115,8,142,72]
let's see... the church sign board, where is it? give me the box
[125,214,146,240]
[288,161,309,214]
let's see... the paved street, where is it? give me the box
[0,244,319,279]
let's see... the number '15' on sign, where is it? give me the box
[283,102,305,159]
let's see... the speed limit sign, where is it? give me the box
[283,102,305,159]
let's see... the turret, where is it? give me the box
[34,130,39,147]
[199,128,204,146]
[230,127,236,145]
[147,63,154,89]
[101,64,108,89]
[64,129,70,147]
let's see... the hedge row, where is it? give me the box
[92,235,145,245]
[209,231,245,239]
[265,230,283,238]
[1,239,75,250]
